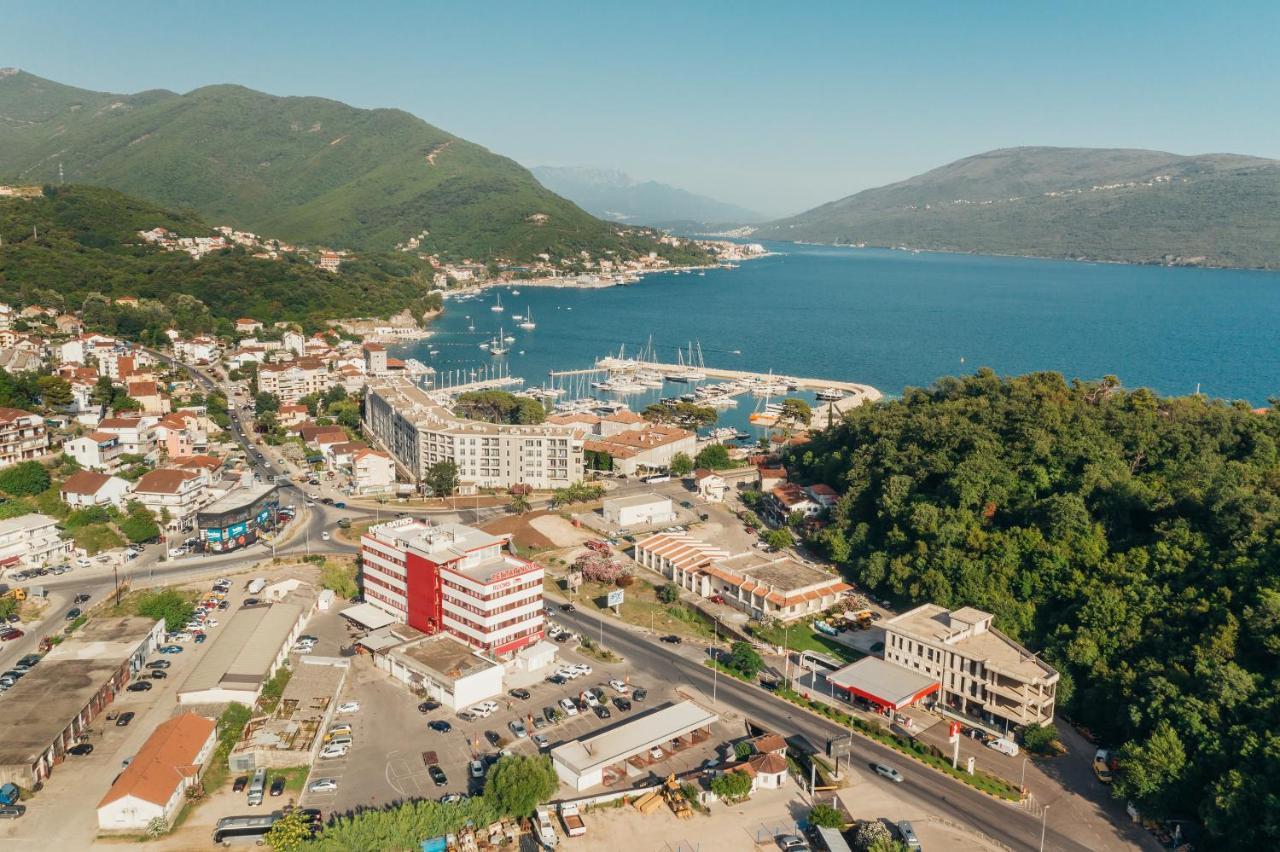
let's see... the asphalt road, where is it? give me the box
[553,606,1097,852]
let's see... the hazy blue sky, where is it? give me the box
[2,1,1276,217]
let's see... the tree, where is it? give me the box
[0,461,50,496]
[424,460,459,498]
[320,561,359,599]
[852,820,893,852]
[37,375,73,409]
[1022,723,1058,755]
[120,503,161,543]
[669,452,695,476]
[657,583,681,604]
[573,552,627,584]
[1113,720,1187,820]
[809,802,845,829]
[145,816,168,838]
[763,527,794,551]
[733,740,755,760]
[111,395,142,413]
[694,443,731,470]
[264,807,313,851]
[780,397,813,425]
[728,641,764,678]
[484,754,558,817]
[135,589,196,633]
[709,769,753,801]
[254,391,280,417]
[509,493,531,515]
[454,390,545,425]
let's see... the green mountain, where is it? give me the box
[531,165,763,228]
[756,146,1280,268]
[0,184,440,331]
[0,69,703,263]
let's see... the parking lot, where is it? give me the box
[298,616,736,815]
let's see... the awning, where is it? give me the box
[340,602,399,631]
[827,657,940,710]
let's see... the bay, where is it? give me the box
[394,242,1280,432]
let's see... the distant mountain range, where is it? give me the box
[755,147,1280,268]
[0,69,702,264]
[531,165,763,229]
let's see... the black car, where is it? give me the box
[508,688,531,700]
[146,660,171,669]
[659,634,682,644]
[547,674,567,685]
[560,603,576,612]
[614,697,632,712]
[589,687,606,701]
[418,700,441,713]
[594,705,612,719]
[543,707,560,724]
[243,598,262,607]
[428,720,452,733]
[270,777,285,797]
[65,608,82,620]
[17,654,40,668]
[632,688,647,702]
[116,712,135,726]
[127,681,153,692]
[233,776,248,793]
[150,670,168,679]
[67,743,94,756]
[74,593,91,604]
[428,765,448,786]
[484,730,501,747]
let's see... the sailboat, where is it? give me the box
[518,308,536,330]
[490,293,504,312]
[466,315,475,332]
[489,328,509,355]
[749,370,782,425]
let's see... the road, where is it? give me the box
[553,606,1117,852]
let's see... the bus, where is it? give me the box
[212,812,278,845]
[642,474,671,484]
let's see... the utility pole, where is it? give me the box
[1020,756,1028,795]
[711,617,719,705]
[1039,804,1050,852]
[113,566,120,606]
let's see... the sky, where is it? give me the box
[2,1,1277,218]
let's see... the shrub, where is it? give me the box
[709,769,753,801]
[0,461,49,496]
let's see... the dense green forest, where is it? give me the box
[785,370,1280,847]
[0,186,441,331]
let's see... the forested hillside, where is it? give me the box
[0,185,440,332]
[785,370,1280,848]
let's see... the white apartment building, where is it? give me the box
[64,431,124,472]
[0,407,48,467]
[256,358,333,404]
[59,470,132,509]
[360,519,545,658]
[131,468,210,531]
[883,604,1058,730]
[351,448,396,494]
[96,415,158,458]
[0,514,72,570]
[363,378,583,491]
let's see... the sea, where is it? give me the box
[392,242,1280,435]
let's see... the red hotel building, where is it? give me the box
[360,519,545,657]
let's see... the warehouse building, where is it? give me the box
[0,617,163,787]
[96,712,217,832]
[176,602,307,705]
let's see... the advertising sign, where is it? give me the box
[229,522,248,538]
[606,589,625,608]
[207,528,223,542]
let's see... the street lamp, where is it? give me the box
[711,617,719,705]
[1020,756,1029,795]
[1039,804,1050,852]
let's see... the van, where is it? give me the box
[246,578,266,595]
[897,820,922,850]
[246,768,267,806]
[988,737,1020,757]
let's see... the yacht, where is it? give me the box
[815,387,845,401]
[490,293,504,312]
[518,308,536,330]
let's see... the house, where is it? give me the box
[601,493,675,529]
[234,318,262,334]
[154,412,206,459]
[59,470,132,509]
[757,465,787,493]
[318,251,342,272]
[126,381,171,416]
[276,404,309,427]
[96,415,157,458]
[352,448,396,495]
[0,514,72,569]
[363,343,388,375]
[256,358,332,403]
[282,330,305,357]
[805,483,839,509]
[54,314,82,335]
[745,751,788,789]
[766,483,821,524]
[323,440,366,468]
[132,468,209,531]
[173,336,218,365]
[96,713,217,832]
[692,469,729,503]
[0,407,49,466]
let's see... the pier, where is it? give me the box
[591,357,882,405]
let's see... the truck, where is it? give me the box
[535,806,559,848]
[558,802,585,837]
[246,577,266,595]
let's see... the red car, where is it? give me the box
[709,595,726,605]
[0,628,24,641]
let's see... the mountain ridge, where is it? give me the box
[755,146,1280,268]
[0,69,705,266]
[532,164,763,228]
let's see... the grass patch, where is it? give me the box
[72,523,126,555]
[748,620,863,664]
[267,765,311,794]
[103,587,201,619]
[572,577,718,641]
[258,666,293,714]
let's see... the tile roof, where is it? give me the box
[97,712,216,808]
[60,470,113,495]
[134,468,202,495]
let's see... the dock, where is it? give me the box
[592,357,882,405]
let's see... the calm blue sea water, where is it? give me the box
[394,243,1280,431]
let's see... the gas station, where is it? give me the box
[826,657,940,713]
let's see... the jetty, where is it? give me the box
[589,357,883,405]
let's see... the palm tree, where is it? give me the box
[509,493,531,515]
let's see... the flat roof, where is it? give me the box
[0,617,159,767]
[603,492,671,510]
[885,604,1057,684]
[0,513,58,534]
[342,602,399,631]
[198,482,278,516]
[391,634,498,684]
[178,603,302,697]
[551,700,718,777]
[716,551,835,592]
[828,657,940,709]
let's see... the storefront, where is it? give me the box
[196,483,279,553]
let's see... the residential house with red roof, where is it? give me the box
[59,470,132,509]
[96,713,217,831]
[64,431,124,472]
[132,468,210,531]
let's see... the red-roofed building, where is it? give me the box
[0,407,48,466]
[96,713,217,831]
[352,448,396,495]
[64,431,123,472]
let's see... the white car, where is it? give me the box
[168,548,185,558]
[469,759,485,779]
[468,704,493,718]
[336,701,360,714]
[476,700,499,714]
[321,531,330,541]
[557,668,581,680]
[583,692,599,708]
[572,663,592,676]
[308,778,339,793]
[319,743,349,759]
[559,697,579,716]
[608,679,629,694]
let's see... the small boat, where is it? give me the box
[491,293,504,312]
[511,289,521,295]
[815,387,845,401]
[698,271,706,276]
[428,348,439,356]
[518,308,536,330]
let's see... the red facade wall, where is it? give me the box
[404,551,443,635]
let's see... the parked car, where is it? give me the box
[158,645,183,654]
[428,720,452,733]
[115,712,135,727]
[127,681,153,692]
[897,821,922,851]
[418,700,440,713]
[0,805,26,819]
[470,759,485,779]
[428,765,448,787]
[594,705,611,719]
[269,777,285,797]
[233,776,248,793]
[64,608,81,621]
[660,634,683,644]
[336,701,360,714]
[67,743,94,756]
[560,603,576,612]
[307,778,339,793]
[508,720,527,739]
[614,697,632,712]
[777,834,810,851]
[872,762,904,783]
[146,660,171,669]
[572,663,592,676]
[547,674,567,686]
[150,670,168,679]
[484,730,502,747]
[608,678,629,693]
[319,743,349,759]
[509,687,531,700]
[533,733,550,749]
[559,697,579,716]
[73,593,91,604]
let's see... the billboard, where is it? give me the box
[606,589,625,608]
